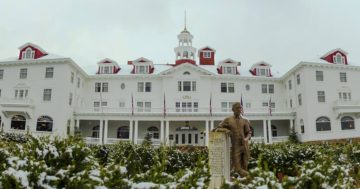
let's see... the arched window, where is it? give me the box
[333,53,344,64]
[300,119,304,133]
[117,126,129,139]
[341,116,354,130]
[92,125,100,138]
[271,125,277,137]
[316,117,331,131]
[11,115,26,130]
[177,52,181,59]
[190,52,194,59]
[23,47,35,59]
[183,51,188,58]
[36,116,53,132]
[183,71,190,75]
[147,126,159,139]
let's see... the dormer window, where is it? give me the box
[22,48,35,59]
[99,66,113,74]
[257,68,270,76]
[203,51,211,58]
[333,53,345,64]
[223,66,236,75]
[137,65,149,74]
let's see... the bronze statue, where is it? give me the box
[213,102,251,177]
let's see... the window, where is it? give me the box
[221,83,234,93]
[176,101,198,112]
[36,116,53,132]
[340,72,347,82]
[261,84,267,93]
[245,102,251,108]
[104,66,110,74]
[339,92,351,101]
[203,51,211,58]
[290,99,293,108]
[11,115,26,130]
[45,67,54,78]
[316,117,331,131]
[147,126,159,139]
[71,72,74,83]
[20,68,27,79]
[257,68,270,76]
[245,84,250,91]
[22,48,35,59]
[317,91,325,102]
[15,89,28,99]
[316,71,323,81]
[333,53,345,64]
[288,80,292,90]
[271,125,277,137]
[77,78,81,88]
[117,126,129,139]
[137,82,151,92]
[223,66,236,74]
[92,126,100,138]
[43,89,52,101]
[221,102,235,112]
[300,119,304,133]
[0,70,3,79]
[178,81,196,91]
[268,84,274,94]
[137,101,151,112]
[341,116,354,130]
[69,93,73,105]
[298,94,302,106]
[183,71,190,75]
[183,51,188,58]
[95,82,108,92]
[296,74,300,85]
[94,101,107,111]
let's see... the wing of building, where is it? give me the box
[0,30,358,145]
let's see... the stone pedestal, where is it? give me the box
[208,131,230,189]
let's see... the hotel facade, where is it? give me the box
[0,28,359,146]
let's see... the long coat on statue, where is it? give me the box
[216,115,251,174]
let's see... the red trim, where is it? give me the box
[103,60,112,63]
[249,69,256,76]
[175,59,196,65]
[217,66,223,74]
[128,61,133,65]
[19,45,47,60]
[321,51,348,65]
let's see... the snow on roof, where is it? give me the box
[0,53,68,63]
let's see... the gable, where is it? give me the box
[159,63,214,76]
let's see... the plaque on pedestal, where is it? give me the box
[208,131,230,189]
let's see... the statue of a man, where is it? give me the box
[213,102,251,177]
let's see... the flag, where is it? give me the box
[210,93,212,117]
[131,93,134,116]
[268,97,272,116]
[163,93,166,118]
[240,94,244,116]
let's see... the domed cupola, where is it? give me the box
[174,22,197,65]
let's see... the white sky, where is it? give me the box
[1,0,359,75]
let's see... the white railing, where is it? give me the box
[333,100,360,106]
[75,107,289,115]
[272,136,288,143]
[251,137,264,143]
[85,137,100,144]
[106,138,130,144]
[0,97,34,107]
[137,139,161,146]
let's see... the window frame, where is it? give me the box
[43,89,52,101]
[316,116,331,131]
[20,68,27,79]
[316,71,323,81]
[340,72,347,82]
[45,67,54,78]
[317,91,326,102]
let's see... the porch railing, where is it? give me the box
[272,136,288,143]
[106,138,130,144]
[251,137,264,143]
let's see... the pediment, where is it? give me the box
[158,63,214,76]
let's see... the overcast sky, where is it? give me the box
[1,0,359,75]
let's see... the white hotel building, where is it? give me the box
[0,27,359,146]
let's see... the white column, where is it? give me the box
[104,120,108,144]
[129,120,133,142]
[99,120,103,145]
[160,120,164,143]
[76,119,80,135]
[165,120,169,145]
[263,119,268,144]
[134,120,138,144]
[210,119,214,131]
[268,119,273,144]
[205,120,209,146]
[290,119,294,131]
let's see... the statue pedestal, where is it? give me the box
[208,132,230,189]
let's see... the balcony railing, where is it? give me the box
[0,97,34,107]
[75,107,290,115]
[272,136,289,143]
